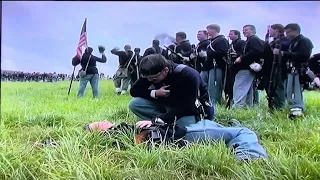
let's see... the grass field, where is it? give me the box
[1,80,320,180]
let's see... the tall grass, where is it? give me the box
[1,80,320,180]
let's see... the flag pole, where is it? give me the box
[85,18,88,49]
[68,18,87,96]
[135,55,139,80]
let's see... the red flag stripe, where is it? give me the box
[75,19,87,60]
[78,34,86,44]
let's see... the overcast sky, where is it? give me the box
[2,1,320,76]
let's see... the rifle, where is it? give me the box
[225,38,237,109]
[265,25,271,43]
[252,26,270,104]
[191,44,199,71]
[164,45,183,59]
[135,55,140,80]
[267,36,282,112]
[224,38,231,108]
[164,45,193,67]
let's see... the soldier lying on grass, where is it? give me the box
[85,118,268,161]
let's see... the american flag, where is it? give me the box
[76,18,88,59]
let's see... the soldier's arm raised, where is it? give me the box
[92,54,107,63]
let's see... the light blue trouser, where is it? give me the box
[200,68,223,105]
[185,120,268,160]
[113,70,131,92]
[232,70,256,108]
[128,97,196,127]
[77,74,99,98]
[286,73,304,110]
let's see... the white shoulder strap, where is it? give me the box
[125,54,135,68]
[84,55,92,71]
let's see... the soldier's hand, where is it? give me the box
[190,53,196,59]
[183,57,190,62]
[156,85,170,97]
[273,48,280,55]
[230,52,237,57]
[199,50,207,58]
[136,121,153,128]
[314,77,320,87]
[235,57,241,64]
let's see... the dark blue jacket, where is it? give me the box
[130,64,201,124]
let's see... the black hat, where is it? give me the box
[85,47,93,54]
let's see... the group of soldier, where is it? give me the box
[1,71,109,82]
[1,71,67,82]
[110,23,320,118]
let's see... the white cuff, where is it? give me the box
[150,90,157,99]
[154,117,165,125]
